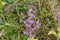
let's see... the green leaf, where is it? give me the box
[32,0,38,2]
[20,35,27,40]
[6,0,13,3]
[57,28,60,33]
[48,30,57,36]
[20,18,24,23]
[0,0,3,12]
[0,0,2,3]
[16,6,19,12]
[57,33,60,38]
[0,9,2,12]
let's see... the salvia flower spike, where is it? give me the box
[23,2,41,39]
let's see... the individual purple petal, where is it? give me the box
[30,28,35,32]
[25,27,32,31]
[28,8,32,13]
[28,17,32,20]
[36,19,41,26]
[27,19,35,24]
[24,19,35,24]
[24,19,27,24]
[29,20,35,24]
[36,22,41,29]
[36,25,40,28]
[25,23,31,28]
[26,8,32,14]
[28,13,35,18]
[37,22,41,26]
[23,30,30,36]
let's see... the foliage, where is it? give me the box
[48,30,57,36]
[48,28,60,39]
[0,0,59,40]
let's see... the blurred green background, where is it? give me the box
[0,0,60,40]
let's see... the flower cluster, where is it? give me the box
[23,2,41,37]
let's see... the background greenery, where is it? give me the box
[0,0,60,40]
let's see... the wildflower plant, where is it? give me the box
[23,2,41,40]
[0,0,58,40]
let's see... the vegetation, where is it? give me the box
[0,0,60,40]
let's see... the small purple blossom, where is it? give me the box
[28,13,35,18]
[24,18,35,24]
[23,30,30,36]
[36,19,41,29]
[36,19,41,26]
[27,8,32,13]
[25,23,31,28]
[27,19,35,24]
[24,19,35,24]
[24,19,27,24]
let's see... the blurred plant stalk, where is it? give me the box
[0,30,4,37]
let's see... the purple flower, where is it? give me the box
[25,27,33,32]
[28,17,32,20]
[24,18,35,24]
[36,24,40,29]
[23,30,30,36]
[28,8,32,13]
[23,28,33,37]
[23,2,41,38]
[27,19,35,24]
[24,19,27,24]
[36,19,41,28]
[29,20,35,24]
[28,13,35,18]
[25,23,31,28]
[27,9,35,18]
[36,19,41,26]
[37,22,41,26]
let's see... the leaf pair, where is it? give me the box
[48,29,60,39]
